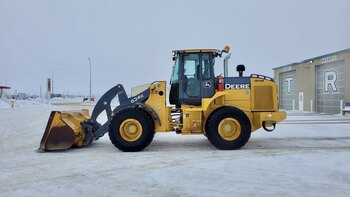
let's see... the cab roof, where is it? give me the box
[172,49,221,54]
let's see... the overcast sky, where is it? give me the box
[1,0,350,96]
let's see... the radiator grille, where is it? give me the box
[253,86,274,111]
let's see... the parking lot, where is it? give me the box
[1,105,350,197]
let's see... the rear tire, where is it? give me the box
[108,108,155,152]
[205,106,251,150]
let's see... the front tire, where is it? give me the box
[108,108,155,152]
[206,106,251,150]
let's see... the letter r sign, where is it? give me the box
[324,70,338,93]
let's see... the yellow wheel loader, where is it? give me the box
[39,46,286,152]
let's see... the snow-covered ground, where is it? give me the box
[0,97,89,109]
[0,104,349,197]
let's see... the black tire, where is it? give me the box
[108,107,155,152]
[205,106,251,150]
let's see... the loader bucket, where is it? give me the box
[38,109,90,152]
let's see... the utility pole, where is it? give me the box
[88,57,92,100]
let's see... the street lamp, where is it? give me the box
[88,57,92,100]
[52,68,61,95]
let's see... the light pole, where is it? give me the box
[52,68,61,95]
[88,57,92,100]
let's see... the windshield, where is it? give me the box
[170,55,180,84]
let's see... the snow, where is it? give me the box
[0,99,11,109]
[1,105,350,197]
[0,97,97,110]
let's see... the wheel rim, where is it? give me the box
[119,119,143,142]
[218,118,241,141]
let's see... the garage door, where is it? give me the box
[279,71,296,110]
[316,60,345,114]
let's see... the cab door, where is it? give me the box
[178,53,215,106]
[180,53,201,105]
[200,53,215,99]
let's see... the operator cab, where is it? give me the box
[170,48,229,106]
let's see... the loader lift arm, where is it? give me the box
[85,84,152,140]
[85,84,128,140]
[91,84,128,122]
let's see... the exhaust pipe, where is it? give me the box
[223,53,231,77]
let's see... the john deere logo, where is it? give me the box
[204,81,211,88]
[225,83,250,89]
